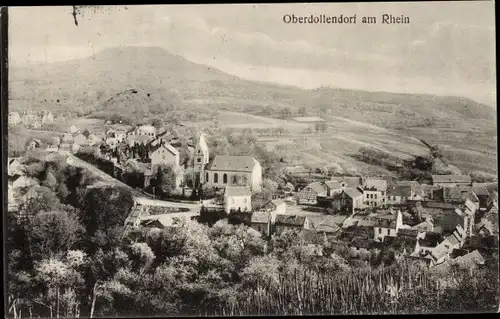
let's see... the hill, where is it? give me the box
[9,46,497,175]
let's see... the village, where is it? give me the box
[7,114,499,272]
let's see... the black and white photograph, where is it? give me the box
[4,2,498,317]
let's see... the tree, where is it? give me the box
[28,210,85,259]
[153,165,177,196]
[151,118,164,130]
[298,106,307,117]
[281,107,292,119]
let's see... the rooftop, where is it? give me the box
[432,175,471,184]
[325,180,341,189]
[225,186,251,197]
[344,188,363,199]
[275,215,307,227]
[305,182,327,194]
[472,186,490,197]
[251,210,270,224]
[206,155,259,172]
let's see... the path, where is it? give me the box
[61,150,202,212]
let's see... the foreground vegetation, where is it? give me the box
[7,154,499,318]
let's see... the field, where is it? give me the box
[185,111,432,176]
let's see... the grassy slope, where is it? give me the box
[9,46,497,175]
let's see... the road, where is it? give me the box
[61,150,202,211]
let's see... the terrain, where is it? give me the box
[9,46,497,177]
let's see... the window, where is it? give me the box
[223,173,228,184]
[232,198,235,204]
[374,194,377,199]
[197,158,201,163]
[374,202,377,207]
[214,173,219,183]
[387,229,390,235]
[378,228,382,234]
[205,172,209,182]
[244,198,247,203]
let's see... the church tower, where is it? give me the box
[193,133,209,186]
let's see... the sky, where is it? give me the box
[9,2,496,106]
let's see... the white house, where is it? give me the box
[69,125,80,134]
[224,186,252,214]
[129,125,157,138]
[150,144,180,168]
[362,178,387,207]
[204,155,262,192]
[373,210,403,242]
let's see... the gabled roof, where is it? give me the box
[398,228,420,237]
[412,220,433,232]
[443,186,471,201]
[206,155,258,172]
[325,180,341,189]
[472,186,490,197]
[251,211,270,224]
[431,175,471,184]
[343,188,363,199]
[225,186,251,197]
[152,143,179,156]
[337,176,363,188]
[364,178,388,191]
[304,182,327,194]
[275,215,307,227]
[454,250,485,266]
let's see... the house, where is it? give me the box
[26,139,41,151]
[73,133,89,146]
[472,186,490,211]
[452,250,485,268]
[431,175,472,187]
[411,218,435,233]
[8,112,21,125]
[324,180,342,197]
[60,133,74,150]
[386,185,412,205]
[297,182,327,205]
[129,125,157,138]
[69,125,80,134]
[331,176,363,189]
[250,211,272,237]
[331,188,364,215]
[204,155,262,192]
[361,178,387,207]
[11,176,38,190]
[126,134,153,147]
[274,215,311,235]
[429,226,465,267]
[313,215,342,235]
[150,144,180,168]
[193,133,210,173]
[260,199,286,223]
[441,186,472,203]
[224,186,252,214]
[413,232,441,258]
[372,210,403,242]
[420,184,442,200]
[88,134,102,146]
[435,207,474,238]
[114,130,127,143]
[397,228,426,240]
[8,158,23,176]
